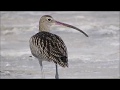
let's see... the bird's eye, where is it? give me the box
[48,19,51,21]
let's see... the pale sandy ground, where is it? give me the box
[0,11,119,79]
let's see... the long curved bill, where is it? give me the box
[55,20,89,37]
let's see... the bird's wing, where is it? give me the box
[42,33,68,59]
[43,34,68,67]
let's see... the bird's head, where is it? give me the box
[39,15,88,37]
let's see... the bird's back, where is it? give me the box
[29,31,68,67]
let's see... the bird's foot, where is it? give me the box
[55,74,59,79]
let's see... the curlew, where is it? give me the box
[29,15,88,79]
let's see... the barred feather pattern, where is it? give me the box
[29,31,68,67]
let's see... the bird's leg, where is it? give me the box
[55,64,59,79]
[39,60,45,79]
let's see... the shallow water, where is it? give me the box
[0,11,119,78]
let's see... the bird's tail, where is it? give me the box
[58,56,68,67]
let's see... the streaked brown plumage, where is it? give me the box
[29,15,88,79]
[29,31,68,67]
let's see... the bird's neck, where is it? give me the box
[39,23,50,32]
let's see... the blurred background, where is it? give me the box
[0,11,119,78]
